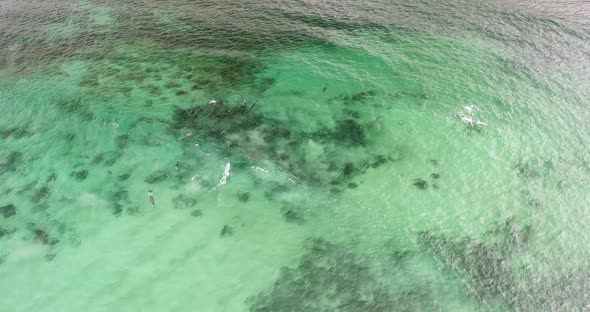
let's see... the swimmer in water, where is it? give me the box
[178,131,192,141]
[208,99,218,106]
[322,85,328,93]
[174,162,180,171]
[148,190,155,206]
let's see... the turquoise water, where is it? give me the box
[1,1,589,311]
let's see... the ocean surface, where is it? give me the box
[1,0,589,311]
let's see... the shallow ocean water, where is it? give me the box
[0,0,589,311]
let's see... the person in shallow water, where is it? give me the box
[148,190,155,206]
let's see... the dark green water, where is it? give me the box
[1,1,589,311]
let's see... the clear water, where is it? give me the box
[1,1,589,311]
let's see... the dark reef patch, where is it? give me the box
[71,169,89,181]
[220,225,234,237]
[391,90,427,100]
[419,217,537,308]
[92,154,106,165]
[44,253,57,262]
[342,162,355,176]
[29,226,59,246]
[165,80,181,89]
[32,186,51,203]
[145,169,170,184]
[330,90,377,105]
[412,178,428,189]
[171,99,398,197]
[248,238,441,311]
[118,173,131,181]
[79,74,99,87]
[0,127,31,139]
[513,162,541,180]
[111,189,130,216]
[172,194,197,209]
[237,192,250,203]
[0,226,15,238]
[334,119,365,146]
[116,134,131,150]
[0,151,24,175]
[56,97,95,120]
[280,206,305,224]
[427,158,439,166]
[46,172,58,183]
[64,133,77,142]
[0,203,16,218]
